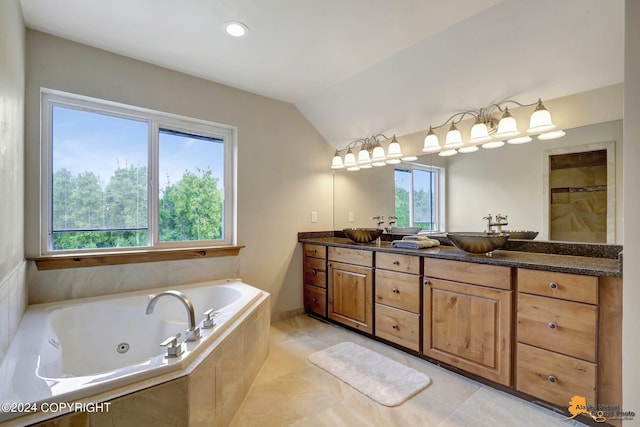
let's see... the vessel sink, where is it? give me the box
[447,232,510,254]
[390,227,422,234]
[342,228,383,243]
[504,230,538,240]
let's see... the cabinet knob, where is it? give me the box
[392,260,400,265]
[312,269,317,275]
[423,279,430,286]
[548,322,557,330]
[392,288,399,294]
[311,297,317,303]
[549,282,558,289]
[392,324,398,330]
[547,375,557,384]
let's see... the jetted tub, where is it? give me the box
[0,278,267,423]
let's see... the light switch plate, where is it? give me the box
[311,211,318,223]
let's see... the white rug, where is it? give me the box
[308,342,431,406]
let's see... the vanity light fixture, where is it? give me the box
[421,98,563,157]
[330,133,415,171]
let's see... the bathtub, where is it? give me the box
[0,278,268,424]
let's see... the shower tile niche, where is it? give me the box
[549,149,608,243]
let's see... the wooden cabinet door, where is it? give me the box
[328,261,373,333]
[423,277,512,385]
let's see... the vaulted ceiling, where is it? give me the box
[20,0,624,148]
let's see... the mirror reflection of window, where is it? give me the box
[394,166,440,231]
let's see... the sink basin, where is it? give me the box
[447,232,510,254]
[504,230,538,240]
[390,227,422,234]
[342,228,383,243]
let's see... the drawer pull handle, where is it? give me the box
[424,279,430,286]
[392,288,399,294]
[311,297,317,303]
[392,324,398,330]
[547,375,557,384]
[548,322,557,330]
[312,269,317,276]
[549,282,558,289]
[392,260,400,265]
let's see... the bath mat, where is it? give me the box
[308,342,431,406]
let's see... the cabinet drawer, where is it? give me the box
[329,246,373,267]
[375,269,420,313]
[375,304,420,352]
[516,343,596,407]
[376,252,420,274]
[518,268,598,304]
[424,258,512,290]
[304,244,326,259]
[304,257,326,288]
[304,284,326,316]
[518,293,597,362]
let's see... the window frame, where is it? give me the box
[394,163,446,232]
[40,89,237,255]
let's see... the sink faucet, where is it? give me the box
[386,216,397,233]
[494,214,508,233]
[483,213,509,234]
[146,290,201,342]
[483,214,494,234]
[371,215,385,229]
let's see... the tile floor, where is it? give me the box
[230,315,588,427]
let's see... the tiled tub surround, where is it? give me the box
[0,279,270,426]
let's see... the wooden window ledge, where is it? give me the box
[29,245,245,270]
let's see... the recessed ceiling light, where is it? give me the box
[224,22,248,37]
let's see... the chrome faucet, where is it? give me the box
[494,214,508,233]
[386,216,397,233]
[146,290,201,342]
[371,215,385,229]
[483,213,508,234]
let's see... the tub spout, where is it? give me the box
[146,290,201,342]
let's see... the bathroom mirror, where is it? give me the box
[333,120,623,244]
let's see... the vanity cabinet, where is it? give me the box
[423,258,512,386]
[327,247,374,333]
[303,244,327,316]
[516,269,599,406]
[374,253,422,352]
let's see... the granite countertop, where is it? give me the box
[299,236,622,277]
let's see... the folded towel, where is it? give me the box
[391,239,440,249]
[402,235,430,241]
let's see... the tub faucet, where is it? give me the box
[146,290,201,342]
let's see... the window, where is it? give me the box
[41,89,235,254]
[394,165,443,231]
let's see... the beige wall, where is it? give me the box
[623,0,640,421]
[0,0,27,364]
[24,30,334,319]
